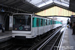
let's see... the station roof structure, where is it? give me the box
[26,0,69,8]
[0,0,75,13]
[36,6,75,16]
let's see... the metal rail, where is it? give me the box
[28,27,62,50]
[37,28,63,50]
[0,27,62,50]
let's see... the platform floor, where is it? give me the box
[59,27,75,50]
[0,31,12,42]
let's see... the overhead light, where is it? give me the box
[37,0,53,8]
[54,0,69,7]
[61,0,69,4]
[1,8,5,12]
[45,0,53,5]
[26,0,43,5]
[26,0,69,8]
[37,3,46,8]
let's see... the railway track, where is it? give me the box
[0,27,63,50]
[28,27,63,50]
[37,30,63,50]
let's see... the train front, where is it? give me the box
[12,14,32,39]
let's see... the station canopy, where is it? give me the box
[0,0,75,14]
[26,0,69,8]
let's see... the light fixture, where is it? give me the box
[37,0,53,8]
[54,0,69,7]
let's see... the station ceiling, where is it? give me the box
[36,6,75,16]
[0,0,75,13]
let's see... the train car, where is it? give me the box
[11,13,62,39]
[52,20,62,29]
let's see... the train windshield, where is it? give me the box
[13,15,31,25]
[13,14,31,31]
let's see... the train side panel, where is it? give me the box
[11,13,62,39]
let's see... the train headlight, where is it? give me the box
[26,29,28,30]
[24,26,30,28]
[15,28,17,30]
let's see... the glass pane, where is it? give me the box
[13,14,31,31]
[13,15,31,25]
[37,18,39,27]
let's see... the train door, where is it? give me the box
[36,18,39,35]
[9,16,13,30]
[5,16,9,31]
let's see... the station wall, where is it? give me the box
[0,13,9,31]
[0,14,5,27]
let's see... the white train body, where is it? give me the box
[11,13,62,38]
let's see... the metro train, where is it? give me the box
[10,13,62,39]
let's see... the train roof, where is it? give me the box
[13,13,33,16]
[12,13,52,19]
[12,13,61,22]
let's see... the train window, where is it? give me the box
[44,19,46,25]
[54,21,55,24]
[54,21,56,24]
[13,15,31,25]
[53,21,54,24]
[37,18,39,27]
[14,17,26,25]
[45,20,47,25]
[50,20,51,25]
[46,20,47,25]
[45,20,46,25]
[44,19,45,26]
[32,18,34,27]
[49,20,50,25]
[27,16,31,25]
[51,20,52,24]
[13,18,15,24]
[47,20,49,25]
[43,19,45,26]
[13,14,31,31]
[47,20,48,25]
[55,21,56,24]
[52,20,54,24]
[48,20,49,25]
[41,19,43,26]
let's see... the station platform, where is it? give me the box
[0,31,12,42]
[59,27,75,50]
